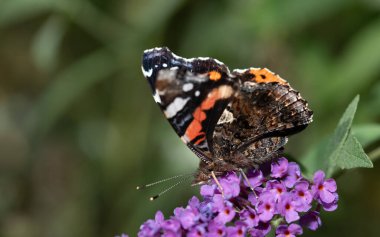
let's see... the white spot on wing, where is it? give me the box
[195,91,200,97]
[163,63,168,67]
[197,57,211,61]
[233,68,248,74]
[165,97,190,118]
[141,66,153,77]
[182,83,194,92]
[153,91,161,104]
[144,47,163,53]
[249,67,261,71]
[186,72,208,82]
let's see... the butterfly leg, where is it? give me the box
[239,168,258,199]
[211,171,225,198]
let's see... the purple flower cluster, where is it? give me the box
[137,157,338,237]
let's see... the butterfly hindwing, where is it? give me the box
[212,68,313,165]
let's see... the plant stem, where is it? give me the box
[368,146,380,162]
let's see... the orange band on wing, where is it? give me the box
[185,85,234,143]
[249,68,287,85]
[209,71,222,81]
[193,107,207,121]
[186,120,204,142]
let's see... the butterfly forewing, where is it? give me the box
[142,47,236,161]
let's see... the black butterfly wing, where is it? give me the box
[142,47,236,162]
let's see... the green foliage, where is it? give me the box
[30,49,121,138]
[332,134,372,170]
[0,0,54,26]
[326,96,373,176]
[302,96,373,177]
[31,16,67,72]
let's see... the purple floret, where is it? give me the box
[219,172,241,199]
[284,162,302,188]
[267,180,287,201]
[292,181,312,212]
[277,193,300,223]
[225,222,246,237]
[174,207,199,230]
[241,207,259,228]
[214,205,235,224]
[257,191,276,222]
[271,157,289,178]
[300,211,322,231]
[207,221,226,237]
[276,223,303,237]
[311,170,337,204]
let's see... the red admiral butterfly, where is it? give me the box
[142,47,313,184]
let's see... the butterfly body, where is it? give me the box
[142,47,313,183]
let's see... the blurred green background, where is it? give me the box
[0,0,380,236]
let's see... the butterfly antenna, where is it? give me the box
[149,175,192,201]
[149,175,193,201]
[136,173,193,190]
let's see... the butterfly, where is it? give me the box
[141,47,313,184]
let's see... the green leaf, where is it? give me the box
[328,95,359,152]
[326,95,373,176]
[333,133,373,169]
[302,95,373,177]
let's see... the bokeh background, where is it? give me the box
[0,0,380,236]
